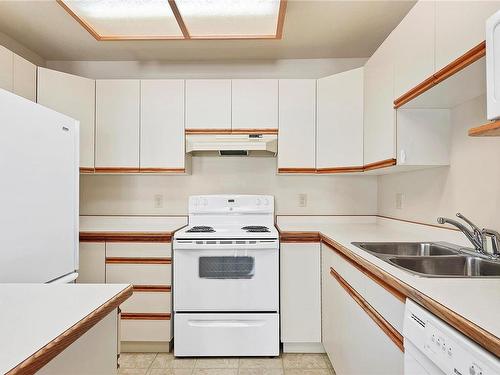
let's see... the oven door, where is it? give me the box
[174,247,278,312]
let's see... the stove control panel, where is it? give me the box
[189,195,274,214]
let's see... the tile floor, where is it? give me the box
[118,353,336,375]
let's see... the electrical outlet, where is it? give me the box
[154,194,164,209]
[395,193,404,210]
[298,193,308,208]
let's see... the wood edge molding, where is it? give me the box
[434,41,486,84]
[121,313,171,321]
[280,231,321,243]
[79,232,172,243]
[317,166,364,174]
[329,267,404,352]
[133,285,171,293]
[79,167,95,174]
[468,120,500,137]
[394,41,486,109]
[7,285,133,375]
[277,168,316,174]
[363,158,397,171]
[320,236,500,356]
[139,168,186,173]
[393,76,435,108]
[185,128,278,135]
[168,0,190,39]
[56,0,101,41]
[105,257,172,265]
[94,167,141,173]
[276,0,287,39]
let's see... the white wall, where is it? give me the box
[47,58,367,79]
[378,95,500,229]
[80,156,378,216]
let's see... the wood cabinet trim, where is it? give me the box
[321,235,500,356]
[317,166,364,174]
[94,167,141,173]
[105,257,172,265]
[133,285,171,292]
[7,285,133,375]
[185,128,278,135]
[363,158,397,171]
[79,167,95,174]
[280,231,321,243]
[329,267,404,352]
[394,41,485,109]
[121,313,171,320]
[138,168,186,173]
[79,232,173,243]
[277,168,317,174]
[468,120,500,137]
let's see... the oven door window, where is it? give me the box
[199,256,255,279]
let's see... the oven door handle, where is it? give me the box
[187,319,267,328]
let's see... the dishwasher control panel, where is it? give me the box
[403,300,499,375]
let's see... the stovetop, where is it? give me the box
[175,224,278,240]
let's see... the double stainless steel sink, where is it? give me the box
[351,242,500,278]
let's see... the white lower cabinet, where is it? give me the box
[121,290,171,314]
[121,318,172,342]
[280,242,322,352]
[77,242,105,283]
[322,244,404,374]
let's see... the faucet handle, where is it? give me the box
[456,213,481,234]
[482,228,500,257]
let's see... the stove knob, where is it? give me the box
[203,199,208,206]
[264,198,269,206]
[256,198,261,206]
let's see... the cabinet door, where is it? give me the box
[77,242,105,283]
[394,0,435,98]
[280,243,321,345]
[232,79,278,129]
[95,80,140,168]
[140,80,185,169]
[278,79,316,169]
[12,54,36,101]
[317,68,364,169]
[436,1,500,71]
[363,36,396,165]
[37,68,96,169]
[0,45,13,92]
[322,246,403,375]
[185,79,231,130]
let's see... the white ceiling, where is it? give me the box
[0,0,416,61]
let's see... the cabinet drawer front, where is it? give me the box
[121,318,171,342]
[106,263,171,285]
[106,242,171,258]
[121,290,171,314]
[322,244,405,333]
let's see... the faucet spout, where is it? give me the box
[437,216,483,250]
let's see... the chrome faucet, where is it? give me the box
[437,213,500,258]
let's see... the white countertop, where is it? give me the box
[0,283,130,374]
[277,215,500,341]
[80,215,187,232]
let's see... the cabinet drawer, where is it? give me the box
[106,242,171,258]
[121,317,172,342]
[121,289,171,314]
[106,261,171,285]
[322,243,405,333]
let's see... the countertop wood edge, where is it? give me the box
[278,227,500,356]
[7,285,133,375]
[79,231,173,242]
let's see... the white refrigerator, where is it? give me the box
[0,89,79,283]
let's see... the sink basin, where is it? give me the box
[389,256,500,278]
[352,242,460,256]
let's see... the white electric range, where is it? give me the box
[173,195,279,357]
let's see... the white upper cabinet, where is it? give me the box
[317,68,364,169]
[95,80,140,169]
[232,79,278,129]
[278,79,316,170]
[12,54,36,101]
[363,35,396,166]
[185,79,231,130]
[0,45,13,92]
[140,80,185,170]
[37,68,96,169]
[436,1,500,71]
[393,0,435,98]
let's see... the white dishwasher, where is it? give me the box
[403,299,499,375]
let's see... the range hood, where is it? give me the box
[186,134,278,156]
